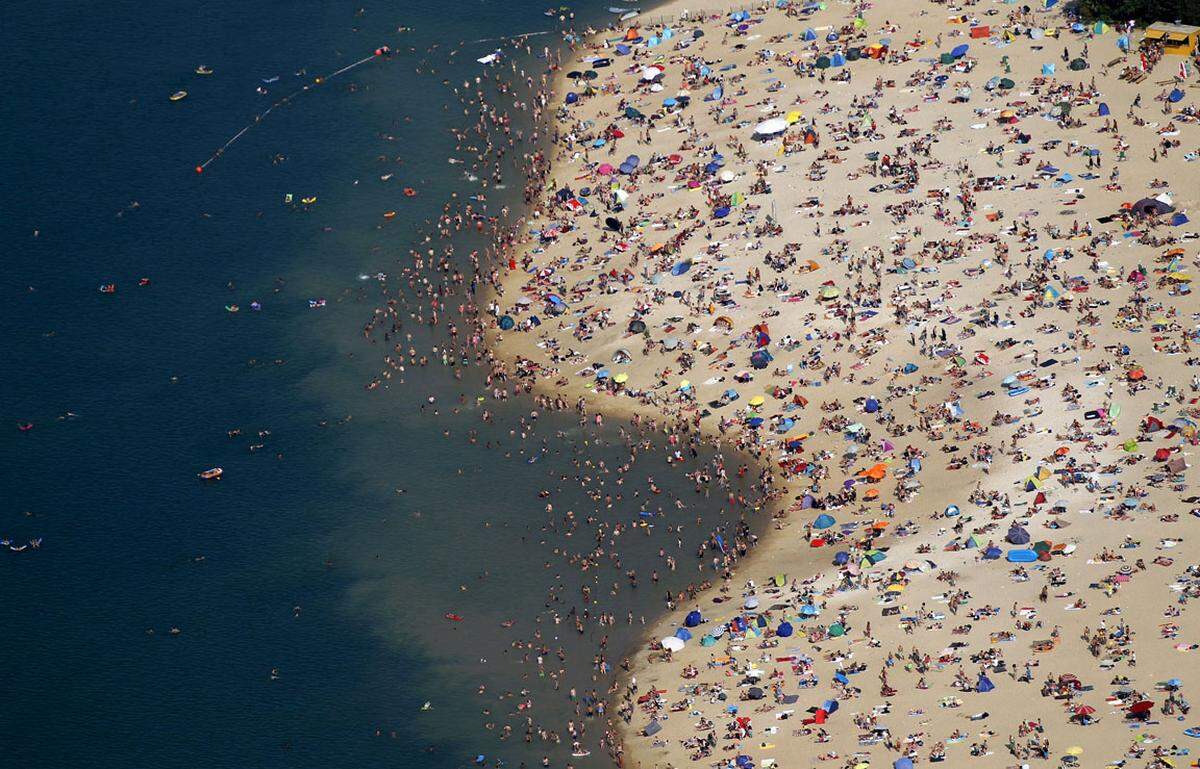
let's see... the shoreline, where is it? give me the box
[481,2,996,764]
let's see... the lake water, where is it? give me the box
[0,2,759,767]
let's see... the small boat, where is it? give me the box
[262,75,280,84]
[17,422,33,432]
[283,193,293,204]
[226,304,239,312]
[608,6,631,12]
[620,10,639,20]
[169,90,188,101]
[300,196,317,205]
[198,467,223,480]
[383,210,397,219]
[195,65,213,75]
[308,298,326,308]
[444,613,464,621]
[99,283,116,293]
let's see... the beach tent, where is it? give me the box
[830,52,846,67]
[1099,102,1110,116]
[815,55,831,69]
[661,636,685,652]
[1117,34,1130,51]
[1069,58,1088,71]
[803,27,817,40]
[1041,63,1055,75]
[1133,195,1175,215]
[685,610,703,627]
[777,621,794,637]
[674,627,692,641]
[894,760,914,769]
[951,43,969,58]
[977,674,996,693]
[1007,549,1038,563]
[864,398,879,413]
[813,513,836,529]
[498,315,515,330]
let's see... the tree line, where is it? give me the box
[1073,0,1200,26]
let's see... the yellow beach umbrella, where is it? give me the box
[786,110,803,124]
[1065,747,1083,756]
[749,395,766,407]
[613,372,629,384]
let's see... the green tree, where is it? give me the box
[1074,0,1200,25]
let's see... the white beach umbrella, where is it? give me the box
[754,117,789,136]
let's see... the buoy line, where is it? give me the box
[195,48,390,174]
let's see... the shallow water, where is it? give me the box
[0,1,755,767]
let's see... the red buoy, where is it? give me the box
[195,165,204,174]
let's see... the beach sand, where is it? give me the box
[488,1,1200,766]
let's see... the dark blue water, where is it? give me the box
[0,2,750,768]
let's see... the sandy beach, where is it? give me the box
[484,0,1200,767]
